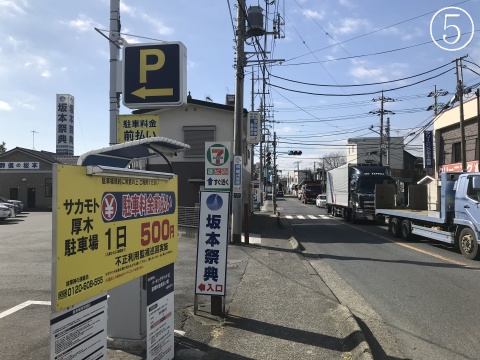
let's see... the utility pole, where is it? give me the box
[109,0,120,145]
[370,91,395,166]
[427,86,449,116]
[386,117,391,167]
[31,130,38,150]
[231,0,246,243]
[455,56,467,172]
[273,132,277,213]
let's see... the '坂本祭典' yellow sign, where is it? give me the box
[52,164,178,311]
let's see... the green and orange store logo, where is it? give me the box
[206,144,229,166]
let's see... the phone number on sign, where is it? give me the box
[57,276,104,300]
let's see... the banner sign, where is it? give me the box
[247,112,261,144]
[52,164,178,311]
[423,130,434,169]
[56,94,74,156]
[195,191,230,296]
[0,162,40,170]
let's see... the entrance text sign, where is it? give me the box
[195,191,230,296]
[52,164,178,311]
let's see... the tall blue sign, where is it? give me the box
[423,130,434,169]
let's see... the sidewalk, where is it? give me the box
[108,196,372,359]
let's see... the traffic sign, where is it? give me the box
[123,42,187,109]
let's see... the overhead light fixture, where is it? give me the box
[86,165,174,180]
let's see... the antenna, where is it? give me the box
[31,130,39,149]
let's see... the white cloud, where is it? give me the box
[119,2,173,36]
[65,14,103,33]
[339,0,354,7]
[0,100,12,111]
[349,61,409,83]
[0,0,27,17]
[303,9,324,20]
[24,55,51,78]
[331,18,370,35]
[401,27,423,41]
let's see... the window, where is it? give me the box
[45,178,52,198]
[452,142,461,163]
[183,126,215,157]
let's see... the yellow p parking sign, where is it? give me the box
[123,42,187,109]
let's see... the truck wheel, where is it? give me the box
[389,217,401,237]
[458,228,480,260]
[400,219,413,241]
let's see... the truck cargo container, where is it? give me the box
[326,164,395,222]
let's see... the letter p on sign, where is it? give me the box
[140,49,165,83]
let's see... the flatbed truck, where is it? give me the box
[375,171,480,260]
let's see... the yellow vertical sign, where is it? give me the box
[117,114,160,144]
[52,164,178,311]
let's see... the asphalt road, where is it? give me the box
[278,194,480,360]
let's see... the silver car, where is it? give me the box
[316,194,327,208]
[0,203,14,219]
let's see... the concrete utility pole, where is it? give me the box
[232,0,246,243]
[370,91,395,166]
[386,117,391,167]
[455,56,467,172]
[273,131,277,213]
[109,0,121,145]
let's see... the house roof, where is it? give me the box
[132,97,247,115]
[0,147,79,165]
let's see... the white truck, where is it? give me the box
[375,171,480,260]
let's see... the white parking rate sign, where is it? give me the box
[195,191,230,296]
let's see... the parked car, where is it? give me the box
[0,195,23,213]
[276,189,284,197]
[316,194,327,208]
[297,188,303,200]
[0,202,15,219]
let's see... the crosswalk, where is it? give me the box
[285,214,331,220]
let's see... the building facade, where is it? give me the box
[0,148,78,210]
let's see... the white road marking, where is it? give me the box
[286,215,293,219]
[297,215,305,219]
[0,300,51,319]
[307,215,317,219]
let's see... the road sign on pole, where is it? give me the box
[123,42,187,109]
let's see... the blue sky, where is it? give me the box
[1,0,480,173]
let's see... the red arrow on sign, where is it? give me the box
[198,283,205,292]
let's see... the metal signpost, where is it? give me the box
[123,42,187,109]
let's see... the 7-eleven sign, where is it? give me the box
[205,142,231,190]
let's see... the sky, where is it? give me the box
[1,0,480,174]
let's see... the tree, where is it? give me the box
[320,151,346,171]
[0,142,6,154]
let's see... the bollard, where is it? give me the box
[243,203,249,244]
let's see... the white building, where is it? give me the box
[346,136,404,170]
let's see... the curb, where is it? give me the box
[335,305,374,360]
